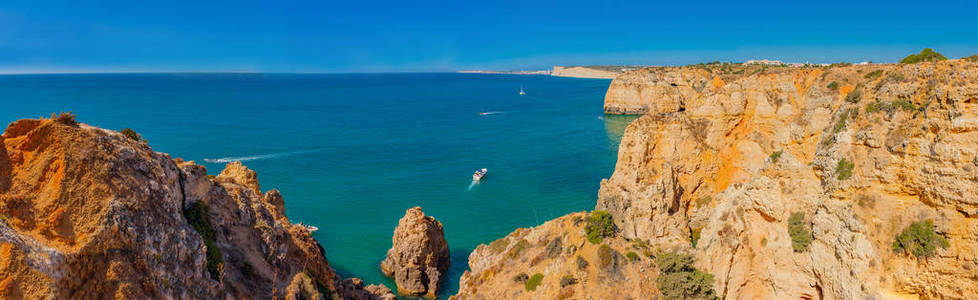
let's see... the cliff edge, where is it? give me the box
[461,59,978,299]
[0,117,392,299]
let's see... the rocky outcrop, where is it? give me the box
[596,60,978,299]
[602,66,715,114]
[381,207,450,298]
[0,118,392,299]
[453,212,657,299]
[551,66,622,79]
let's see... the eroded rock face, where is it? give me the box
[458,60,978,299]
[381,207,450,298]
[0,118,389,299]
[603,67,713,114]
[452,212,657,299]
[596,60,978,299]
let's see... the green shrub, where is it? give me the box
[836,158,854,180]
[120,128,142,141]
[892,220,949,257]
[788,212,812,252]
[964,55,978,62]
[576,256,589,270]
[513,272,529,283]
[863,70,884,79]
[559,275,578,287]
[887,72,906,82]
[488,237,510,254]
[184,201,224,280]
[690,227,702,248]
[585,210,616,244]
[51,111,78,126]
[892,99,916,112]
[506,239,529,259]
[655,252,716,300]
[865,101,884,114]
[525,273,544,291]
[901,48,947,64]
[866,99,915,115]
[845,87,862,103]
[626,251,640,262]
[833,109,850,134]
[769,150,783,162]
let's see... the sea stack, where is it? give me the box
[381,207,450,298]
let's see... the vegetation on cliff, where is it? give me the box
[788,212,812,252]
[524,273,544,291]
[865,99,916,115]
[559,275,578,287]
[863,69,884,79]
[836,158,854,180]
[183,201,224,280]
[585,210,616,244]
[827,81,839,90]
[655,252,716,299]
[900,48,947,64]
[120,128,143,141]
[892,220,948,258]
[51,111,77,126]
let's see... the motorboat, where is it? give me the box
[472,168,488,181]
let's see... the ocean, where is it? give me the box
[0,73,634,298]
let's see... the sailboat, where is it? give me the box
[519,85,526,96]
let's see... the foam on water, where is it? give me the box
[204,149,321,163]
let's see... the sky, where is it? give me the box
[1,0,977,73]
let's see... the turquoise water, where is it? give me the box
[0,73,633,297]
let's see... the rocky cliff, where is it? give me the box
[453,212,657,299]
[0,117,392,299]
[381,207,450,298]
[460,59,978,299]
[551,66,622,79]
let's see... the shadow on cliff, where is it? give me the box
[0,135,9,192]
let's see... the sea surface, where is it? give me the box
[0,73,635,298]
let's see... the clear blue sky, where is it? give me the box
[1,0,976,73]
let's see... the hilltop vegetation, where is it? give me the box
[900,48,947,64]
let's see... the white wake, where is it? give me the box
[204,149,320,163]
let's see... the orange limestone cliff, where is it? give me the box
[0,117,393,299]
[458,59,978,299]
